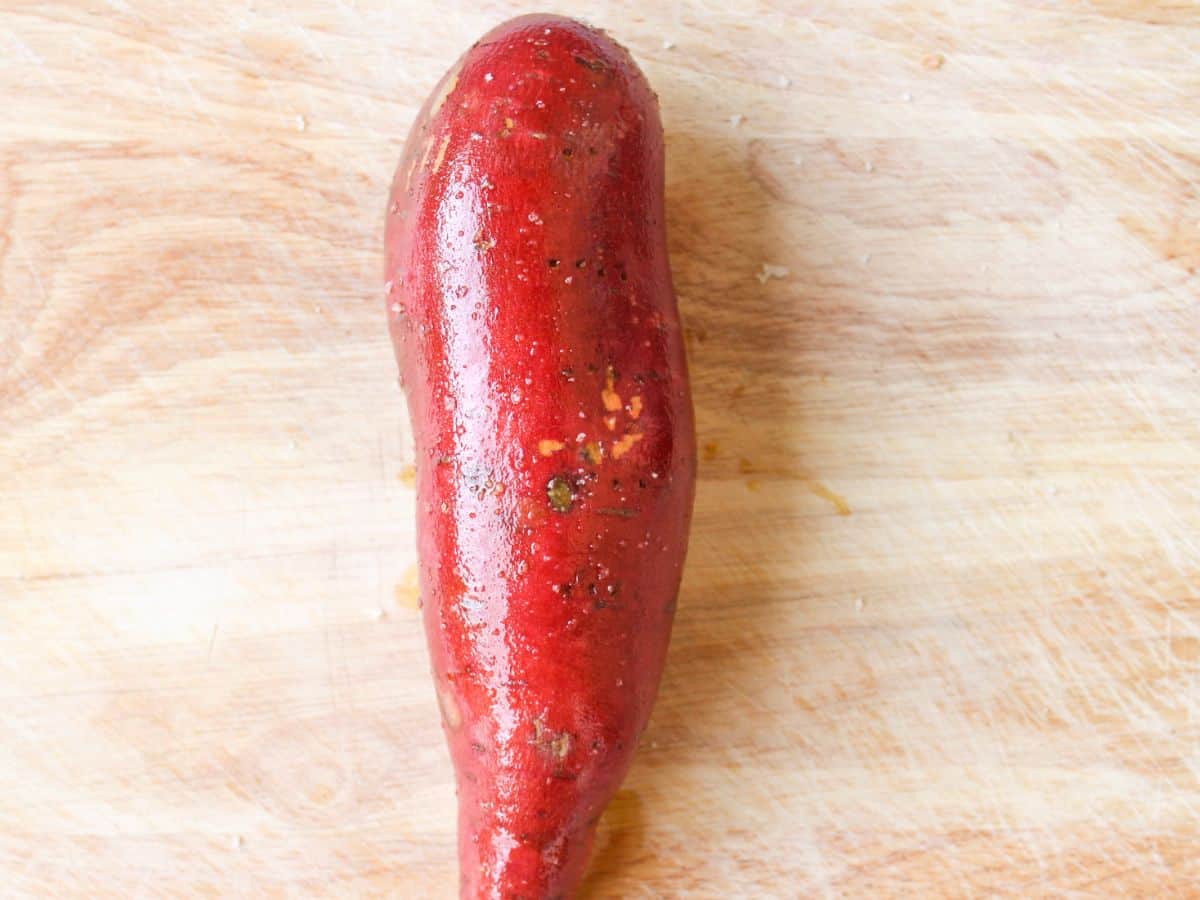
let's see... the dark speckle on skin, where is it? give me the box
[547,474,576,513]
[573,54,605,72]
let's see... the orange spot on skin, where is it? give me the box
[628,395,643,420]
[604,415,618,431]
[601,366,622,412]
[582,442,604,465]
[611,432,643,460]
[538,439,565,456]
[431,135,451,174]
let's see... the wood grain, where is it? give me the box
[2,1,1200,896]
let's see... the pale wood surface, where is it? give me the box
[3,1,1200,896]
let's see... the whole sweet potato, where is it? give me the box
[384,14,695,897]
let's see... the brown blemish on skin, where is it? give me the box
[627,395,643,420]
[552,733,571,758]
[538,439,565,456]
[806,479,852,516]
[601,366,622,412]
[596,507,638,518]
[610,432,643,460]
[573,54,605,73]
[547,474,575,512]
[531,715,573,760]
[582,442,603,465]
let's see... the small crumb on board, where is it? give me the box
[756,263,790,284]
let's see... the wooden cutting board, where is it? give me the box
[3,1,1199,896]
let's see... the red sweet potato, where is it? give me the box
[384,14,695,898]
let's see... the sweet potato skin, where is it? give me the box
[385,14,694,898]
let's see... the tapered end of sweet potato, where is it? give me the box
[458,809,597,899]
